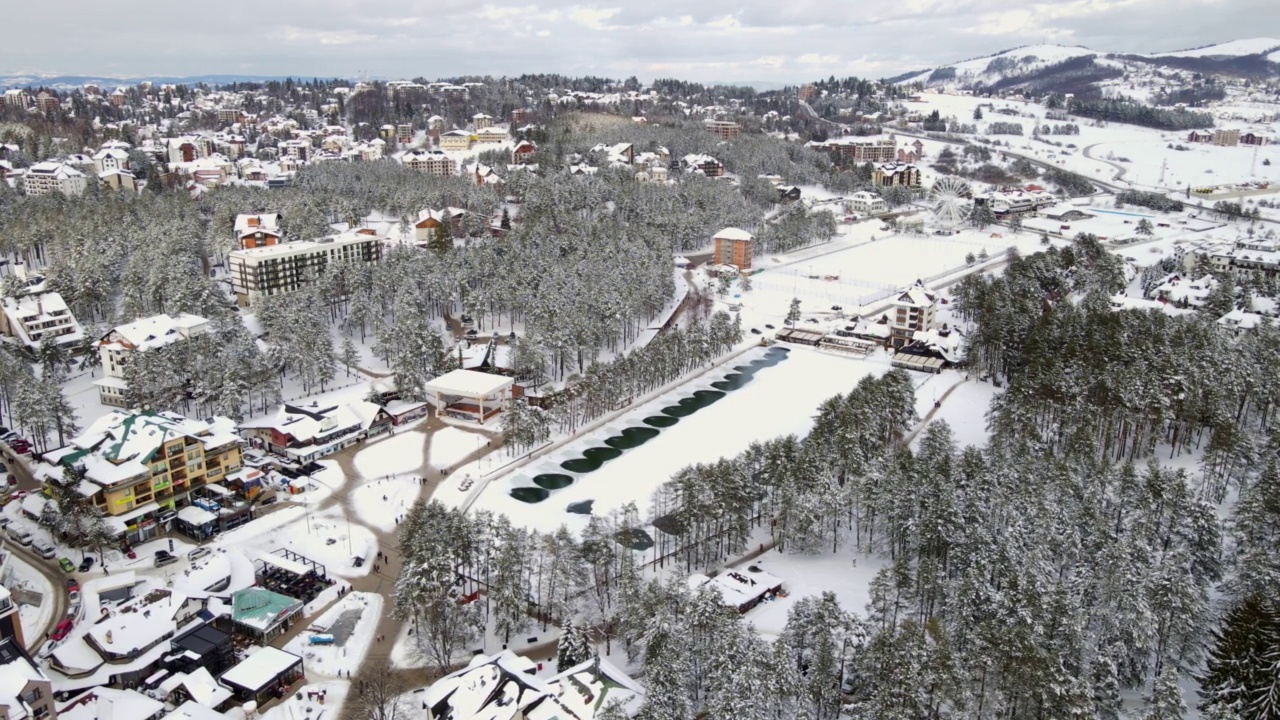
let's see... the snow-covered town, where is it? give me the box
[0,21,1279,720]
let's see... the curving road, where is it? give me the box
[1082,143,1128,183]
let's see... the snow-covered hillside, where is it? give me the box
[899,37,1280,94]
[901,45,1097,86]
[1153,37,1280,58]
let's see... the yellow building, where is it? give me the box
[439,130,473,151]
[42,411,244,543]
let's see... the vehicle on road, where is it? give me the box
[188,547,211,562]
[78,557,94,573]
[59,558,75,573]
[765,323,775,330]
[33,541,56,559]
[154,550,178,568]
[6,529,32,547]
[51,619,73,641]
[751,328,762,334]
[64,578,78,592]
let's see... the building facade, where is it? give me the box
[228,229,383,306]
[22,163,87,197]
[712,228,754,270]
[42,411,244,532]
[889,284,938,349]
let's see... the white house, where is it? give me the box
[847,191,888,216]
[94,313,210,406]
[92,147,131,175]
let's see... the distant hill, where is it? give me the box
[894,38,1280,97]
[0,73,345,90]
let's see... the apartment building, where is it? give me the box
[472,113,494,130]
[228,229,383,306]
[400,149,456,176]
[439,130,473,151]
[21,162,87,197]
[810,135,898,163]
[889,284,938,349]
[712,228,755,270]
[0,291,83,349]
[873,162,921,188]
[705,119,741,139]
[94,313,210,407]
[42,411,243,538]
[0,637,56,720]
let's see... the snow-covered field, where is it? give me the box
[740,546,891,640]
[6,555,56,643]
[470,347,890,534]
[354,431,426,479]
[351,475,421,533]
[910,379,1001,451]
[430,426,485,468]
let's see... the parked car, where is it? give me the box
[0,517,10,529]
[157,510,177,524]
[6,529,32,547]
[259,494,278,506]
[59,558,75,573]
[765,323,775,330]
[33,541,56,559]
[78,557,94,573]
[64,578,79,592]
[750,328,762,335]
[50,619,73,641]
[154,550,178,568]
[67,590,80,605]
[188,547,211,562]
[67,596,81,618]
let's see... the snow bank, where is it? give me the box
[284,592,382,677]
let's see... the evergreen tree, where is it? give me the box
[556,621,593,669]
[1143,665,1188,720]
[786,297,802,326]
[1199,595,1280,720]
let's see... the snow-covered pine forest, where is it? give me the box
[392,235,1280,720]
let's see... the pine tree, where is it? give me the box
[786,297,802,326]
[1143,665,1188,720]
[556,621,593,669]
[1199,595,1280,720]
[973,107,984,121]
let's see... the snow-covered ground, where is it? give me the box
[469,346,890,535]
[739,546,891,640]
[910,378,1001,451]
[260,679,348,720]
[284,591,382,678]
[351,475,421,533]
[353,431,426,479]
[430,426,487,469]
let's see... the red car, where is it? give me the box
[51,619,73,641]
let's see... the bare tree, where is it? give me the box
[349,657,409,720]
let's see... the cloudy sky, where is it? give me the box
[6,0,1279,84]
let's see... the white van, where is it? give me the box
[6,528,32,547]
[32,541,56,559]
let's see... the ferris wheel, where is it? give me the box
[929,176,974,231]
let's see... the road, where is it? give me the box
[2,443,69,651]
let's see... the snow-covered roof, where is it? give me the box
[58,411,241,488]
[0,637,50,715]
[157,667,232,709]
[86,591,193,657]
[893,285,937,308]
[713,227,753,242]
[219,646,301,691]
[423,369,514,399]
[239,401,382,442]
[699,568,783,609]
[229,587,302,633]
[163,700,229,720]
[100,313,208,353]
[26,161,85,179]
[177,505,217,526]
[58,686,165,720]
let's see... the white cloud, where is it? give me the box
[568,6,620,30]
